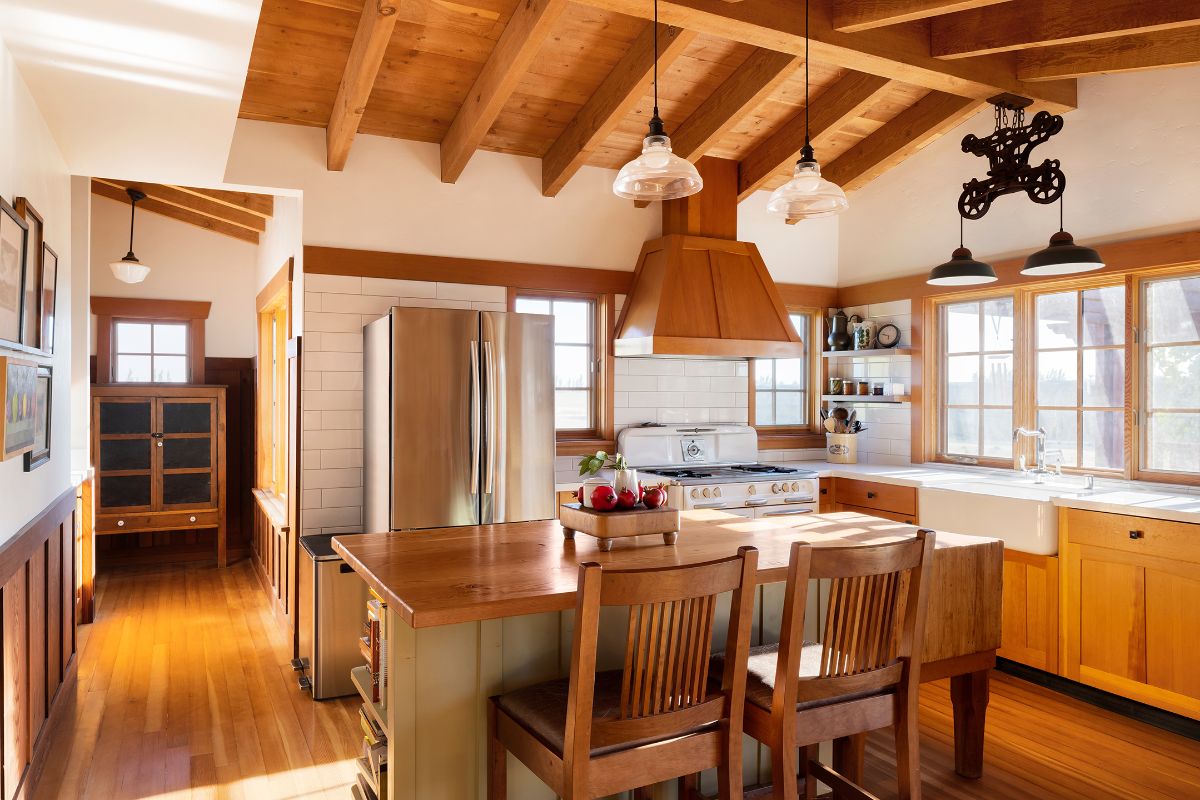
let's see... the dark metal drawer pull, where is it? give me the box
[1129,530,1144,540]
[866,491,876,499]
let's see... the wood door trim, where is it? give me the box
[91,296,212,320]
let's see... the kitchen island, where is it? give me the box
[334,510,1002,800]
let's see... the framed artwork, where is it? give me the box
[15,198,43,350]
[0,198,28,346]
[23,366,51,471]
[0,356,37,460]
[41,243,58,354]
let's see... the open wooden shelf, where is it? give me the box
[822,347,913,358]
[822,395,911,404]
[351,665,388,734]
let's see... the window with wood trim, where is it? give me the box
[256,284,290,496]
[938,296,1015,461]
[113,320,190,382]
[752,312,814,428]
[1140,273,1200,475]
[514,292,602,435]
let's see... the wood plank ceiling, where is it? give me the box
[92,179,275,244]
[238,0,1200,202]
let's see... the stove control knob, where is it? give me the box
[747,485,756,495]
[790,482,799,492]
[713,487,722,497]
[771,483,781,494]
[690,488,700,499]
[703,488,712,498]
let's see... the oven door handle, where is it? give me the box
[744,498,769,506]
[784,496,817,504]
[761,508,815,517]
[692,502,728,509]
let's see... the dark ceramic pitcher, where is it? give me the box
[827,309,851,351]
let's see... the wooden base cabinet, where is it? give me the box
[830,477,918,524]
[998,551,1058,673]
[92,385,227,566]
[1061,508,1200,720]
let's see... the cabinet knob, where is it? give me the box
[189,515,197,523]
[117,520,125,527]
[867,491,876,499]
[157,441,163,447]
[820,487,828,495]
[1129,530,1144,540]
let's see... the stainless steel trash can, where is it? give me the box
[296,533,369,700]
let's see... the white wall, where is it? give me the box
[839,67,1200,285]
[224,120,837,286]
[89,194,258,358]
[0,35,73,543]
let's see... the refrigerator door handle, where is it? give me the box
[484,340,497,495]
[469,341,481,493]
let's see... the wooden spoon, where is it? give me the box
[824,417,837,433]
[831,407,850,422]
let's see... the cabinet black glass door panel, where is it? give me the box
[99,401,152,434]
[162,401,211,434]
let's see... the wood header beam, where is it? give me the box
[541,23,696,197]
[737,71,891,200]
[669,48,801,161]
[833,0,1011,33]
[822,92,984,192]
[91,296,213,320]
[441,0,568,183]
[94,179,265,232]
[327,0,400,171]
[91,180,260,244]
[574,0,1076,111]
[932,0,1200,59]
[169,186,274,218]
[1018,27,1200,81]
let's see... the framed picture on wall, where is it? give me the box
[0,356,37,460]
[40,243,58,355]
[24,365,51,471]
[15,197,44,350]
[0,198,28,346]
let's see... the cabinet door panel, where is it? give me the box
[162,401,211,433]
[162,438,211,469]
[98,475,152,510]
[99,439,151,471]
[98,400,151,434]
[1145,567,1200,701]
[1078,557,1145,683]
[162,473,213,507]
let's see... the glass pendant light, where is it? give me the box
[928,217,997,286]
[1022,198,1104,276]
[612,0,702,202]
[767,0,848,221]
[110,188,151,284]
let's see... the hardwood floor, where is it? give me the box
[26,560,1200,799]
[31,561,361,800]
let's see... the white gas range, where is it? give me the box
[617,424,820,520]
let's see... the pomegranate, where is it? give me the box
[575,486,584,504]
[642,486,667,509]
[616,488,638,509]
[590,485,618,511]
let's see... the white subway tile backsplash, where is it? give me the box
[304,506,362,528]
[304,390,363,411]
[302,490,322,510]
[616,374,658,392]
[301,467,362,489]
[302,411,321,431]
[613,391,628,408]
[321,449,364,469]
[303,372,322,390]
[312,331,364,352]
[437,282,507,302]
[658,375,711,393]
[867,300,910,319]
[658,408,710,424]
[393,297,471,310]
[321,410,364,430]
[709,376,747,393]
[322,293,400,315]
[684,361,736,377]
[362,277,436,298]
[305,351,364,372]
[322,486,364,507]
[304,427,365,450]
[305,292,322,312]
[307,312,365,333]
[684,392,733,408]
[625,358,685,376]
[615,407,656,426]
[306,274,363,294]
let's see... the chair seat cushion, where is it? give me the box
[494,670,714,757]
[711,643,888,711]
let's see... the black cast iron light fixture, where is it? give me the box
[928,216,997,286]
[766,0,848,221]
[1021,197,1105,276]
[612,0,702,201]
[109,187,151,284]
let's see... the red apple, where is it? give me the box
[636,481,645,501]
[591,485,618,511]
[575,486,584,504]
[643,486,667,509]
[616,488,638,509]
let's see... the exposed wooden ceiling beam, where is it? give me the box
[441,0,568,183]
[737,71,892,200]
[1018,27,1200,81]
[91,181,260,244]
[574,0,1076,111]
[932,0,1200,59]
[821,92,985,192]
[326,0,400,171]
[95,179,266,233]
[670,49,802,161]
[168,186,274,219]
[541,24,696,198]
[833,0,1011,33]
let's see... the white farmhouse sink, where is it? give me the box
[918,480,1087,555]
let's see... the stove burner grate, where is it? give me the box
[729,464,800,474]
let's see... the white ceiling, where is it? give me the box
[0,0,262,185]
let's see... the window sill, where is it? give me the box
[252,488,288,529]
[556,437,615,457]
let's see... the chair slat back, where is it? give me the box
[563,547,758,760]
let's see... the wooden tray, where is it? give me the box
[559,503,680,551]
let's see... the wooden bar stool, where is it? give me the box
[733,532,937,800]
[487,546,759,800]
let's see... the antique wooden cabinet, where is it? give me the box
[91,385,227,566]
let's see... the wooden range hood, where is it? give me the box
[614,157,805,359]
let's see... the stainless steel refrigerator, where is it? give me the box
[363,307,556,532]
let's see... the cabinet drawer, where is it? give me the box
[835,503,916,525]
[97,509,218,534]
[1065,509,1200,563]
[833,478,916,516]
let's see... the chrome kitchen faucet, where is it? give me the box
[1013,426,1058,482]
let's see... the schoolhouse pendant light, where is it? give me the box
[1022,197,1104,276]
[109,188,151,284]
[928,218,997,286]
[767,0,848,222]
[612,0,702,202]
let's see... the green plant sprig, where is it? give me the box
[578,450,629,477]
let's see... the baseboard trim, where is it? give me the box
[996,658,1200,741]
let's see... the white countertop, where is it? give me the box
[560,461,1200,525]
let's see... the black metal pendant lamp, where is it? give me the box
[1021,197,1105,276]
[928,217,997,286]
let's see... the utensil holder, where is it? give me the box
[826,433,858,464]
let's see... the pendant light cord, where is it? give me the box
[127,194,137,253]
[959,216,964,249]
[653,0,659,121]
[1059,195,1064,232]
[804,0,809,150]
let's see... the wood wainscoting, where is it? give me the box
[251,489,294,652]
[2,487,79,800]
